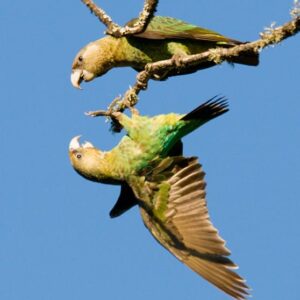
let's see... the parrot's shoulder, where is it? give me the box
[127,16,197,36]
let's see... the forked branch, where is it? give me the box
[81,0,158,37]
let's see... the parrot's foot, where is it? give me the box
[108,95,123,112]
[123,88,138,108]
[136,78,148,90]
[84,109,123,132]
[171,53,186,69]
[150,53,187,80]
[85,96,123,118]
[111,111,122,119]
[130,107,139,116]
[110,111,127,133]
[152,71,169,81]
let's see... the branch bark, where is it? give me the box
[81,0,158,37]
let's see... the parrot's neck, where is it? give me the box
[107,36,153,69]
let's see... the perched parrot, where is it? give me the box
[71,16,259,89]
[69,97,249,299]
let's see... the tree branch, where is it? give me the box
[81,0,158,37]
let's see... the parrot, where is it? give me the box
[71,16,259,89]
[69,96,249,299]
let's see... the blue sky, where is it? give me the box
[1,1,299,299]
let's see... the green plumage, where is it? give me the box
[128,16,240,44]
[69,97,250,299]
[71,16,259,88]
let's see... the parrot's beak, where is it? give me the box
[69,135,82,150]
[69,135,95,151]
[71,69,96,89]
[71,69,83,89]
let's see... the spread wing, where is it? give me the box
[127,16,241,45]
[130,157,249,299]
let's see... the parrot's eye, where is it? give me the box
[78,56,83,62]
[76,153,82,159]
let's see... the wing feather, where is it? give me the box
[127,16,241,45]
[134,156,249,299]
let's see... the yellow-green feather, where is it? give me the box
[153,182,170,221]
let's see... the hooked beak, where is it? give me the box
[71,69,83,89]
[69,135,94,151]
[71,69,96,89]
[69,135,82,150]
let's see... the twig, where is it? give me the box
[81,0,158,37]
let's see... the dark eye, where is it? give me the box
[78,56,83,62]
[76,153,82,159]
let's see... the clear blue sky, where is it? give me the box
[1,1,299,299]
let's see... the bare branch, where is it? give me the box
[81,0,116,32]
[81,0,158,37]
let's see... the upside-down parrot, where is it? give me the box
[71,16,259,89]
[69,97,249,299]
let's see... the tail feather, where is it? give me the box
[181,96,229,124]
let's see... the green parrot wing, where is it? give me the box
[127,16,241,45]
[130,156,249,299]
